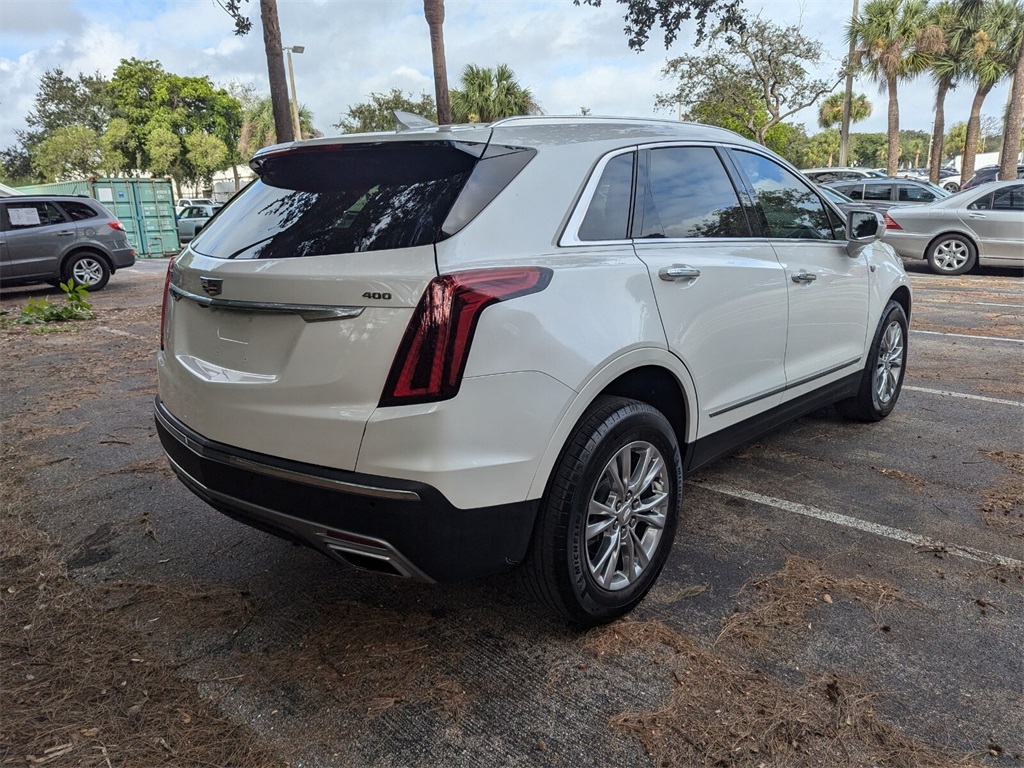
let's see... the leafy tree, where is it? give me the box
[848,0,942,176]
[898,128,930,166]
[100,118,132,176]
[335,89,437,133]
[108,58,242,185]
[423,0,452,124]
[804,129,842,168]
[217,0,294,143]
[31,125,103,181]
[0,146,34,186]
[575,0,746,50]
[657,16,836,145]
[818,92,873,131]
[849,132,889,167]
[451,64,540,123]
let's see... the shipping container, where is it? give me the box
[16,178,180,257]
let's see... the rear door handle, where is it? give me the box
[658,265,701,281]
[56,230,75,237]
[967,213,987,219]
[792,271,817,284]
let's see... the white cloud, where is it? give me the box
[0,0,1013,153]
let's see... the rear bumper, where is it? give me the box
[154,398,538,582]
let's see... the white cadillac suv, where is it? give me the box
[156,116,911,625]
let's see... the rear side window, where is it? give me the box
[4,201,67,229]
[193,143,482,259]
[58,201,99,221]
[640,147,749,239]
[898,184,939,202]
[992,184,1024,211]
[863,184,892,201]
[579,152,634,241]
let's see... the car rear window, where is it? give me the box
[192,142,489,260]
[58,201,100,221]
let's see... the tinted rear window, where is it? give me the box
[192,143,479,259]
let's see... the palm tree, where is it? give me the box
[450,64,540,123]
[238,95,319,158]
[817,93,872,166]
[960,0,1020,181]
[848,0,942,176]
[423,0,451,124]
[925,1,969,183]
[997,1,1024,180]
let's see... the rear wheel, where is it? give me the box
[926,234,976,275]
[63,252,111,290]
[836,300,908,422]
[523,396,683,625]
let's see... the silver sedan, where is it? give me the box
[882,181,1023,275]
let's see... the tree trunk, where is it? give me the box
[424,0,451,125]
[962,83,994,183]
[886,77,900,176]
[929,78,950,184]
[999,51,1024,179]
[261,0,294,144]
[232,163,240,193]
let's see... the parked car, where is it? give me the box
[176,203,222,243]
[0,195,135,290]
[897,167,961,192]
[175,197,215,212]
[155,116,911,625]
[883,180,1024,275]
[824,178,951,209]
[817,185,895,217]
[960,164,1024,191]
[801,167,887,183]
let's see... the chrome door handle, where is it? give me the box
[968,213,987,219]
[792,271,817,283]
[658,265,701,281]
[56,231,75,237]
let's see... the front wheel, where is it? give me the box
[63,252,111,290]
[523,396,683,625]
[926,234,976,275]
[836,300,908,422]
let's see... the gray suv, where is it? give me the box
[0,196,136,290]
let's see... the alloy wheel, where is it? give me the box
[932,239,970,272]
[874,320,904,405]
[72,258,105,286]
[585,440,669,591]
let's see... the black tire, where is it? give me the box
[926,233,976,275]
[836,300,908,422]
[63,251,111,290]
[942,181,960,193]
[523,396,683,626]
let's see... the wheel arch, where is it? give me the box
[888,285,912,323]
[925,230,978,261]
[527,349,697,500]
[61,247,114,275]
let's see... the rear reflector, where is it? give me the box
[883,214,902,230]
[379,267,553,406]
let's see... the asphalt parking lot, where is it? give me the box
[2,258,1022,767]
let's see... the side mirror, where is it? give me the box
[847,210,884,242]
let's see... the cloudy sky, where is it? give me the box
[0,0,1013,152]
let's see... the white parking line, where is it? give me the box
[911,329,1024,344]
[915,299,1022,309]
[694,482,1024,568]
[904,386,1024,408]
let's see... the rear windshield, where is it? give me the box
[192,143,478,260]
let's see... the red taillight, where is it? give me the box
[108,220,125,232]
[379,267,553,406]
[160,256,176,351]
[884,214,902,230]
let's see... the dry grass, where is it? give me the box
[0,506,283,767]
[717,557,899,648]
[978,451,1024,538]
[586,620,978,768]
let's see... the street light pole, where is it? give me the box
[840,0,860,167]
[284,45,304,141]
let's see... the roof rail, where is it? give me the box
[489,115,690,128]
